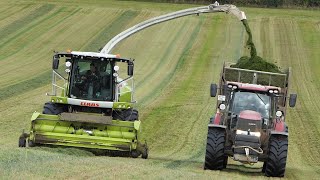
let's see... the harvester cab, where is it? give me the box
[19,51,148,159]
[205,62,297,177]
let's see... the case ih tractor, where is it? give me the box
[204,62,297,177]
[19,51,148,158]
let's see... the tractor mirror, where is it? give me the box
[289,94,297,107]
[52,56,59,69]
[210,83,217,97]
[128,62,134,76]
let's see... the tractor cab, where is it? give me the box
[225,83,278,132]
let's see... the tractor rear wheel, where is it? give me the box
[264,136,288,177]
[204,128,226,170]
[43,102,63,115]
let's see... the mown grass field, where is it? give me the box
[0,0,320,179]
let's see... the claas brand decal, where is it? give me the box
[80,102,100,107]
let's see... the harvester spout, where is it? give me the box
[208,4,246,21]
[100,2,247,54]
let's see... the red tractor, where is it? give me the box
[204,62,297,177]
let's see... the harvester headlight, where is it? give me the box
[219,104,226,110]
[65,61,72,67]
[276,110,282,117]
[269,90,274,93]
[274,90,279,94]
[114,66,119,71]
[65,69,70,73]
[228,84,233,88]
[232,85,238,90]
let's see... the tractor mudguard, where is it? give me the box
[208,112,226,129]
[208,124,226,129]
[271,120,288,136]
[210,112,223,125]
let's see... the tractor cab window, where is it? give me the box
[231,91,270,118]
[70,59,113,101]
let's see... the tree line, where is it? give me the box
[126,0,320,7]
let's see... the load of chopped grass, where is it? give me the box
[231,56,281,73]
[231,20,282,73]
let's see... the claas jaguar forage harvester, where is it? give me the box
[19,51,148,159]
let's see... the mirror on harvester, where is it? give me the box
[128,62,134,76]
[52,55,59,69]
[210,83,217,97]
[289,94,297,107]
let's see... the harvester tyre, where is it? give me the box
[28,140,36,147]
[204,128,226,170]
[141,147,148,159]
[123,109,138,121]
[18,137,26,147]
[43,102,63,115]
[264,136,288,177]
[131,150,140,158]
[113,109,139,121]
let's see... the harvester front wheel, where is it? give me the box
[131,150,140,158]
[18,137,26,147]
[43,102,63,115]
[28,140,36,147]
[204,128,226,170]
[264,136,288,177]
[113,109,139,121]
[141,146,148,159]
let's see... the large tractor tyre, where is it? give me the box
[43,102,63,115]
[264,136,288,177]
[204,128,226,170]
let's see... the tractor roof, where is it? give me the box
[227,81,281,92]
[239,110,262,121]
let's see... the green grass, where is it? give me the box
[0,0,320,179]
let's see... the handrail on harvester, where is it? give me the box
[100,2,246,54]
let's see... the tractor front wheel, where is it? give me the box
[264,136,288,177]
[204,128,226,170]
